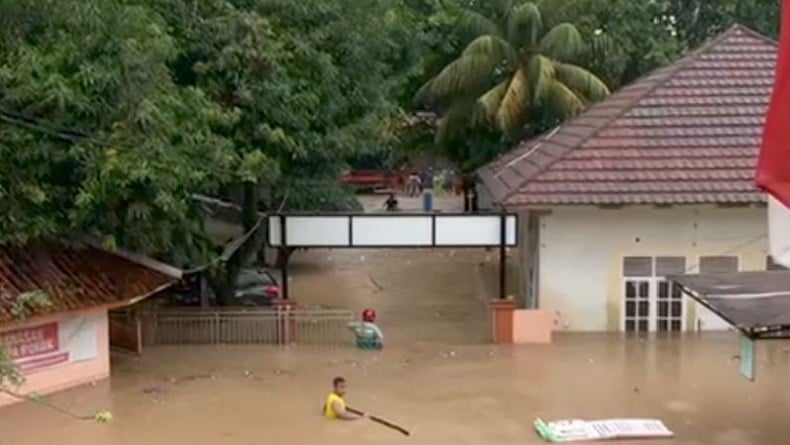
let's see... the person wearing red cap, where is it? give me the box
[347,308,383,350]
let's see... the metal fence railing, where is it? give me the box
[140,307,355,347]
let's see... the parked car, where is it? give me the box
[163,268,281,307]
[232,268,281,306]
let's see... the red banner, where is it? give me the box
[1,323,67,372]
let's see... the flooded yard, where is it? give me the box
[2,246,790,445]
[3,335,790,445]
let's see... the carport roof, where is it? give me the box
[670,271,790,338]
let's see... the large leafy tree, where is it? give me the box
[154,0,412,216]
[0,0,237,265]
[149,0,421,293]
[415,0,610,148]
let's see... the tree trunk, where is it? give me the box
[241,182,259,232]
[213,181,261,306]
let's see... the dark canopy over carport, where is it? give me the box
[669,271,790,339]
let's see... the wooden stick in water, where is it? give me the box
[347,406,410,436]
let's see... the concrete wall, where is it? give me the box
[536,205,768,332]
[0,309,109,407]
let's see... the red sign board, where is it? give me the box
[0,323,67,372]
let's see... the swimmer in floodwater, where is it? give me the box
[347,309,383,350]
[323,377,364,420]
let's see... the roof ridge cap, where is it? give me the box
[726,23,778,45]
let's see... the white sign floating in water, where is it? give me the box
[534,418,674,442]
[267,213,517,248]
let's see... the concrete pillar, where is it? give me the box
[489,299,516,344]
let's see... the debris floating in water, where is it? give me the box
[534,418,673,442]
[142,386,163,395]
[94,410,113,423]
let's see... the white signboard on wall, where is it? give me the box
[268,213,517,248]
[0,315,99,374]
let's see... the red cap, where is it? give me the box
[362,308,376,322]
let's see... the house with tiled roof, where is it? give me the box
[477,25,782,332]
[0,242,180,406]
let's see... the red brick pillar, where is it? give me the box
[271,299,297,345]
[489,299,516,344]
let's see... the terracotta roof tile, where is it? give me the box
[0,243,178,324]
[478,25,775,206]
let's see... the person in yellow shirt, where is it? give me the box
[324,377,364,420]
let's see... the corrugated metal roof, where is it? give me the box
[478,25,776,207]
[0,242,178,323]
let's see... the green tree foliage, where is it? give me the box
[665,0,779,49]
[415,0,610,149]
[0,0,419,269]
[560,0,779,89]
[556,0,681,89]
[0,0,236,265]
[153,0,410,216]
[148,0,415,295]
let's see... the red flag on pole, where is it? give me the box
[757,0,790,268]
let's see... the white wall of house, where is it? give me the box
[535,205,769,332]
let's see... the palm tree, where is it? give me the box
[416,0,610,144]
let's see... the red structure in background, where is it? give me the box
[340,169,403,191]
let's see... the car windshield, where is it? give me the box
[235,269,275,289]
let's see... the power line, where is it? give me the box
[0,105,105,145]
[0,104,377,185]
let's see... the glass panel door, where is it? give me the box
[624,279,651,332]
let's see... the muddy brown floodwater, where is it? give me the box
[2,248,790,445]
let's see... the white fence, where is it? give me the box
[140,307,355,347]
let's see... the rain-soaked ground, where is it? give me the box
[2,195,790,444]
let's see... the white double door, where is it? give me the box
[623,277,685,333]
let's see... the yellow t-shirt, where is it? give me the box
[324,392,346,419]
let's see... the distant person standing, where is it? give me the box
[406,172,421,197]
[420,167,434,211]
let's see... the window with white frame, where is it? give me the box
[622,256,686,333]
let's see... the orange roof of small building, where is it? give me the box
[478,25,777,207]
[0,242,180,324]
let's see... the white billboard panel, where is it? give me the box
[268,215,350,246]
[268,213,518,247]
[352,215,433,246]
[434,215,516,246]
